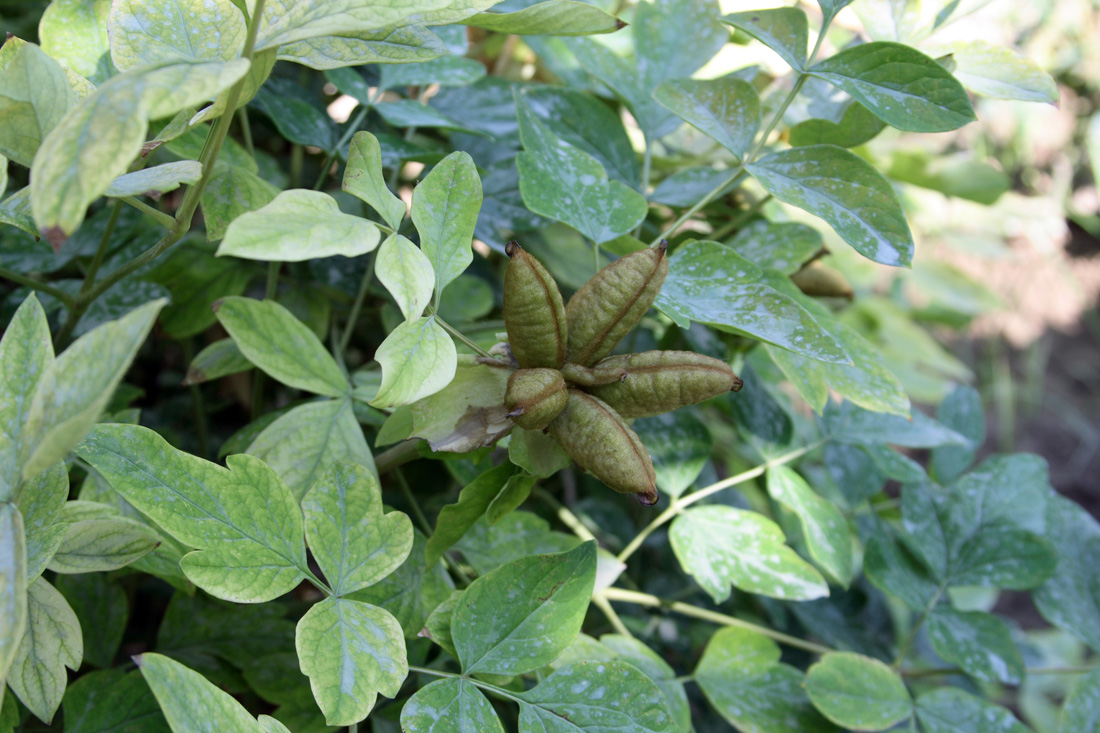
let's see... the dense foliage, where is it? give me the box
[0,0,1096,731]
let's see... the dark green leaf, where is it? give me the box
[452,542,596,675]
[809,42,976,132]
[789,101,886,148]
[634,411,712,500]
[1034,495,1100,652]
[747,145,915,267]
[914,688,1030,732]
[722,8,809,70]
[926,607,1024,684]
[250,78,335,148]
[401,678,504,732]
[517,661,674,733]
[805,652,911,730]
[63,668,168,732]
[1062,668,1100,733]
[425,462,515,566]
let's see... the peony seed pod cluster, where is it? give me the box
[500,240,743,506]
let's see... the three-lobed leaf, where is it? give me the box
[301,462,413,597]
[295,597,407,726]
[75,424,308,603]
[452,542,596,675]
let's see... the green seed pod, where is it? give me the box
[791,262,854,300]
[505,368,568,430]
[560,362,627,387]
[548,389,658,505]
[588,350,743,419]
[503,241,567,369]
[565,242,669,366]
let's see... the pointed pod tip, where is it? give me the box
[506,407,524,418]
[657,239,669,254]
[505,240,520,257]
[635,489,659,507]
[731,375,744,392]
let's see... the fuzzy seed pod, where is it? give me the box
[547,389,658,505]
[560,362,627,387]
[505,368,568,430]
[503,241,567,369]
[564,243,669,366]
[588,350,743,419]
[791,262,854,300]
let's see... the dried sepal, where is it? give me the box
[564,242,668,366]
[503,241,567,369]
[588,350,743,418]
[505,368,568,430]
[547,389,658,505]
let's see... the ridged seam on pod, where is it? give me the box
[560,362,627,387]
[588,350,744,419]
[503,241,567,369]
[505,368,568,430]
[564,241,669,367]
[547,389,658,506]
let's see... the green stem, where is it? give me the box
[709,193,773,242]
[339,250,376,355]
[264,261,279,300]
[893,584,946,667]
[648,48,817,248]
[532,488,597,543]
[237,107,254,158]
[374,440,421,475]
[617,440,826,563]
[407,666,527,705]
[593,594,634,638]
[51,0,268,344]
[394,467,432,535]
[55,200,124,346]
[431,312,492,358]
[118,196,175,229]
[633,136,653,239]
[600,587,833,656]
[0,267,76,307]
[182,339,210,459]
[313,104,372,191]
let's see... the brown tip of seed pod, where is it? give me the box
[505,240,520,257]
[731,375,744,392]
[657,239,668,254]
[635,489,659,507]
[506,407,524,418]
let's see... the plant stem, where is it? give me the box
[617,440,826,563]
[600,587,834,656]
[431,312,492,358]
[407,666,527,706]
[375,440,421,475]
[708,193,773,242]
[394,467,432,535]
[313,104,372,191]
[55,199,124,346]
[893,584,946,667]
[632,136,652,239]
[51,0,268,343]
[648,51,815,248]
[339,250,376,355]
[237,107,254,158]
[264,261,279,299]
[532,488,597,543]
[0,267,75,307]
[118,196,175,229]
[593,594,634,638]
[181,339,210,459]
